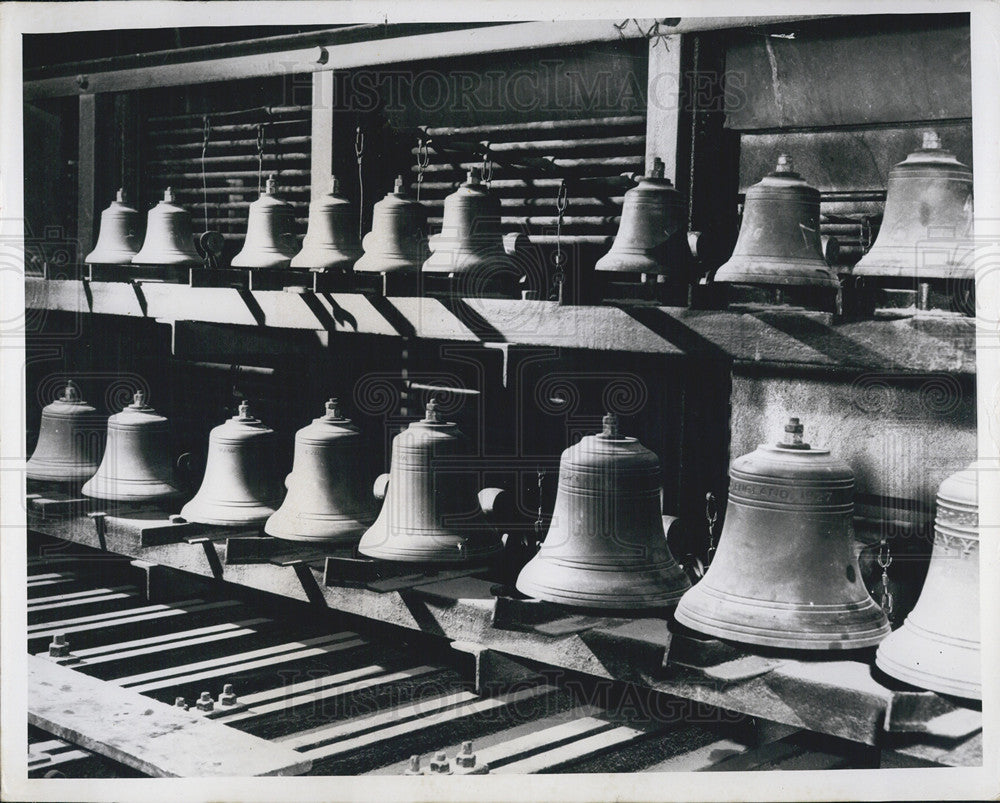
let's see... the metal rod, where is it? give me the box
[149,153,311,168]
[148,105,312,125]
[148,119,308,139]
[151,136,311,153]
[414,156,643,174]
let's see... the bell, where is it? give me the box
[876,463,981,698]
[674,418,890,649]
[853,131,973,281]
[357,399,502,563]
[26,381,105,483]
[595,157,690,277]
[354,176,427,274]
[231,176,298,269]
[423,167,510,278]
[290,176,363,271]
[265,398,376,543]
[181,400,282,526]
[515,413,691,609]
[85,189,142,265]
[714,155,838,289]
[81,391,181,501]
[131,188,202,266]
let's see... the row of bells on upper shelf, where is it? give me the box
[27,383,982,699]
[85,168,516,283]
[90,128,971,289]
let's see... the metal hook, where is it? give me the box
[481,144,493,185]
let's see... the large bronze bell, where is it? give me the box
[354,176,427,274]
[81,391,181,501]
[853,131,973,281]
[265,398,376,543]
[231,176,298,270]
[131,188,202,266]
[290,176,363,271]
[595,158,690,277]
[26,381,105,483]
[181,400,282,526]
[515,413,691,609]
[423,167,510,278]
[674,418,890,649]
[876,463,981,698]
[714,155,838,289]
[85,190,142,265]
[357,399,502,563]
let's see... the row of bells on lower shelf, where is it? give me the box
[27,386,981,699]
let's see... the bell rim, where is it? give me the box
[180,498,280,526]
[26,462,102,482]
[674,585,890,650]
[515,557,691,609]
[81,477,183,501]
[875,625,981,700]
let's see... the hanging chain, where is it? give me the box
[552,180,568,303]
[481,144,493,186]
[877,537,894,622]
[255,122,265,194]
[705,491,718,565]
[415,138,430,202]
[533,469,545,538]
[201,115,211,233]
[355,125,365,240]
[687,35,700,232]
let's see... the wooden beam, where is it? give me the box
[645,34,683,181]
[76,94,96,260]
[24,18,830,99]
[29,654,312,776]
[310,70,335,199]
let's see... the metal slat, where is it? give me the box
[116,632,358,687]
[492,724,654,774]
[218,666,445,725]
[127,638,366,694]
[294,685,558,762]
[28,600,241,642]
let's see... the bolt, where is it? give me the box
[455,740,477,768]
[404,755,422,775]
[196,691,214,711]
[48,634,69,658]
[174,697,189,710]
[75,74,88,89]
[428,751,452,774]
[219,683,237,706]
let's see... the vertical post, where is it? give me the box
[644,35,683,182]
[77,93,97,260]
[310,70,335,199]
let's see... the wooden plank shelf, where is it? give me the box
[25,277,976,371]
[26,513,981,762]
[29,655,313,776]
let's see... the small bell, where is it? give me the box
[853,131,973,281]
[674,418,890,649]
[423,167,511,281]
[231,176,298,270]
[357,399,502,563]
[595,158,690,277]
[81,391,181,501]
[290,176,363,271]
[354,176,427,274]
[131,188,201,266]
[876,463,981,698]
[714,155,839,289]
[181,400,282,526]
[85,189,142,265]
[515,413,691,609]
[265,398,376,543]
[27,381,105,483]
